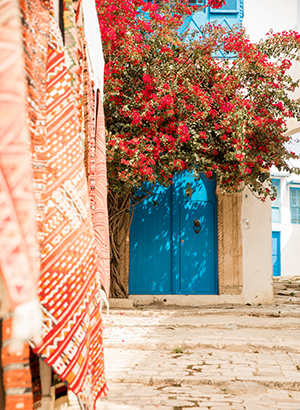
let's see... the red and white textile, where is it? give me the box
[20,0,108,407]
[82,0,110,297]
[0,0,40,338]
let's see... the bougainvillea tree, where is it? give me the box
[96,0,300,297]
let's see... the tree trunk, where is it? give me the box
[108,191,133,298]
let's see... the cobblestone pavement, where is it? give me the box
[73,277,300,409]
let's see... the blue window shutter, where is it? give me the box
[216,0,238,11]
[181,0,244,51]
[209,0,243,27]
[290,188,300,224]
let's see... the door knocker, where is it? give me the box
[193,219,201,234]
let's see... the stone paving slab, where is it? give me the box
[103,313,300,353]
[97,382,300,410]
[104,347,300,389]
[98,300,300,410]
[69,277,300,409]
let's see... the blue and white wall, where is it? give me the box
[270,142,300,277]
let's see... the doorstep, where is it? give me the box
[109,298,134,308]
[128,294,245,306]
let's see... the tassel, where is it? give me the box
[100,289,109,315]
[11,297,42,351]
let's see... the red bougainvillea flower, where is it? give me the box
[96,0,300,202]
[206,0,226,9]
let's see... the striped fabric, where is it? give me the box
[1,317,33,410]
[86,83,110,297]
[0,0,38,313]
[94,93,110,297]
[0,0,109,407]
[63,0,83,133]
[20,0,107,407]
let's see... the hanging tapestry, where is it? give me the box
[0,0,39,313]
[63,1,110,297]
[81,0,110,297]
[20,0,107,408]
[93,93,110,297]
[85,83,110,298]
[18,0,49,259]
[37,12,107,410]
[1,316,33,410]
[63,0,84,132]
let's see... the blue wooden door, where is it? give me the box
[272,231,281,277]
[129,172,218,294]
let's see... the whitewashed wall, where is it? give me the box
[241,188,273,302]
[244,0,300,277]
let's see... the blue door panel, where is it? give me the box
[129,172,218,295]
[272,231,281,277]
[129,184,172,294]
[173,172,217,295]
[179,201,216,294]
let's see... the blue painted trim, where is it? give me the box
[210,10,239,14]
[289,187,300,224]
[239,0,244,20]
[206,0,210,20]
[272,178,281,224]
[213,197,218,294]
[286,180,300,185]
[170,182,175,293]
[272,231,281,277]
[271,174,289,178]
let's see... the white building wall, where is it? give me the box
[244,0,297,43]
[244,0,300,278]
[272,157,300,276]
[241,187,273,302]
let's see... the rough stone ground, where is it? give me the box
[71,276,300,410]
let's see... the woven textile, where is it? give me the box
[20,1,107,408]
[19,0,49,257]
[0,0,38,312]
[30,351,69,410]
[2,317,33,410]
[80,0,110,295]
[63,0,83,129]
[82,0,105,97]
[38,12,107,409]
[94,93,110,297]
[86,83,110,297]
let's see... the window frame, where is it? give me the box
[188,0,205,12]
[271,178,281,224]
[290,186,300,224]
[210,0,239,14]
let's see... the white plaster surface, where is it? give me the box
[244,0,300,111]
[243,0,297,43]
[271,168,300,276]
[244,0,300,278]
[241,188,273,303]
